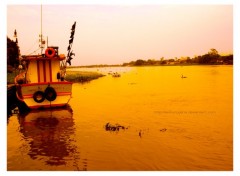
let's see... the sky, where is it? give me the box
[7,4,233,66]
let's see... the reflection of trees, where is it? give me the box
[18,108,85,169]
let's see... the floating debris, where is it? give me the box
[105,122,128,132]
[137,128,149,138]
[104,123,167,137]
[139,130,142,138]
[159,128,167,132]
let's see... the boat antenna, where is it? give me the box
[41,4,42,54]
[39,4,45,55]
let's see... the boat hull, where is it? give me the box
[16,82,72,109]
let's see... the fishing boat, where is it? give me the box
[15,47,72,109]
[14,7,76,110]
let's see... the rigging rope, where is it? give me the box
[26,40,39,54]
[28,47,41,55]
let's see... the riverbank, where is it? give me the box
[7,71,105,84]
[65,71,105,83]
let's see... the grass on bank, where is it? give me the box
[7,71,105,84]
[65,71,105,83]
[7,72,17,84]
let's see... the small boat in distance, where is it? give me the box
[112,72,121,77]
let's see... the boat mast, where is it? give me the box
[40,4,43,54]
[39,4,45,54]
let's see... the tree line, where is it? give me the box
[122,48,233,66]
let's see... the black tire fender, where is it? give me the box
[33,91,45,103]
[44,86,57,101]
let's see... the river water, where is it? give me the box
[7,65,233,171]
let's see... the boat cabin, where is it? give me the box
[19,47,66,84]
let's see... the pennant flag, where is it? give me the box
[67,57,72,65]
[67,45,71,51]
[70,30,75,38]
[71,22,76,31]
[69,38,73,44]
[70,51,75,56]
[66,21,76,66]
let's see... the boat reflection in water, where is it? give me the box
[18,107,83,170]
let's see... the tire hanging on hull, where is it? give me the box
[33,91,45,103]
[44,86,57,102]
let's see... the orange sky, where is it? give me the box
[7,4,233,66]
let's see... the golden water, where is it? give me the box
[7,65,233,171]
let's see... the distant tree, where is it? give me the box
[186,57,192,63]
[208,48,219,55]
[159,57,165,64]
[146,59,155,65]
[7,37,19,68]
[209,48,220,63]
[198,48,220,64]
[192,56,199,63]
[199,54,210,64]
[222,54,233,64]
[160,60,167,65]
[134,59,145,66]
